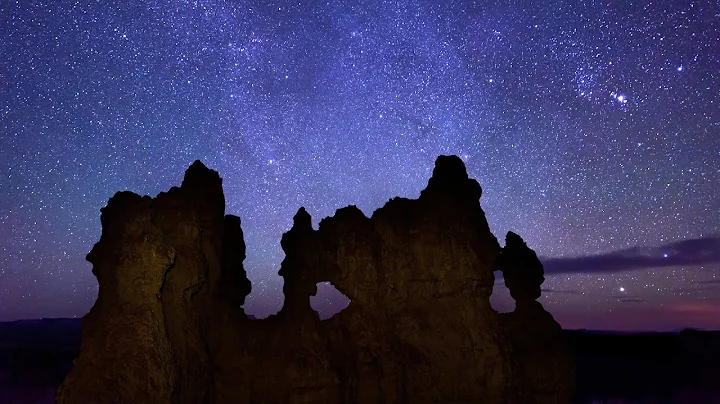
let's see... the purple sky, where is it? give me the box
[1,0,718,331]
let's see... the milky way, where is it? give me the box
[1,0,718,330]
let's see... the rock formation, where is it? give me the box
[56,161,249,403]
[496,231,576,403]
[58,156,575,403]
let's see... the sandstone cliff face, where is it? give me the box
[56,191,177,404]
[58,156,574,403]
[57,161,249,404]
[308,156,511,402]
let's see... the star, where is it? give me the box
[0,0,717,332]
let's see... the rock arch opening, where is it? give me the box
[490,277,515,313]
[310,282,351,320]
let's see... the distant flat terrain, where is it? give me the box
[1,319,719,403]
[565,329,720,402]
[0,319,81,403]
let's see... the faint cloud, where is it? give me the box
[669,301,720,314]
[540,288,581,295]
[617,297,644,303]
[537,235,720,275]
[669,279,720,293]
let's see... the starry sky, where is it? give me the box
[1,0,719,331]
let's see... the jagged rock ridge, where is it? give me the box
[57,156,574,403]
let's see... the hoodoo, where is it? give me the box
[58,156,574,403]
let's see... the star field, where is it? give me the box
[1,0,718,330]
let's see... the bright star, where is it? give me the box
[619,287,625,292]
[610,92,628,104]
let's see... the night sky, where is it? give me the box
[1,0,718,331]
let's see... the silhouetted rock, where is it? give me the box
[57,161,240,404]
[496,232,576,403]
[497,231,544,303]
[277,207,321,320]
[56,191,177,404]
[304,155,510,402]
[58,156,574,403]
[219,214,251,307]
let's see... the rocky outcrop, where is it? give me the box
[496,231,576,403]
[58,156,574,403]
[308,155,511,402]
[57,161,247,403]
[56,191,177,403]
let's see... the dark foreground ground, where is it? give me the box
[1,319,719,403]
[566,329,720,403]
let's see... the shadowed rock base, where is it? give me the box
[57,156,574,404]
